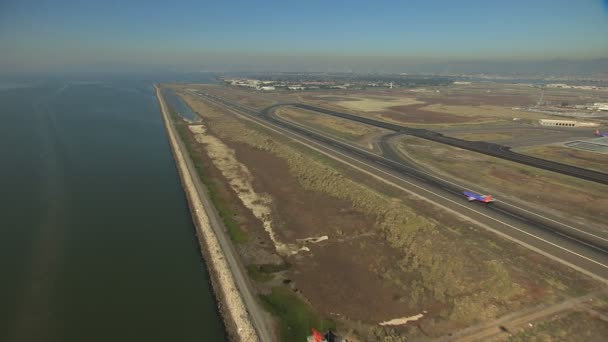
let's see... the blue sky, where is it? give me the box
[0,0,607,71]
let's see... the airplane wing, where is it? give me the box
[466,196,476,201]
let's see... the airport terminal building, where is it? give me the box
[538,119,599,128]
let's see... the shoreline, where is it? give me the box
[155,85,260,342]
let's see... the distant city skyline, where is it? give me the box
[1,0,607,73]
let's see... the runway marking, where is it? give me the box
[273,109,608,244]
[497,201,608,243]
[197,94,608,277]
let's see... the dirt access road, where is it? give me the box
[157,85,275,342]
[448,291,606,341]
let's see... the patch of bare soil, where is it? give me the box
[179,90,604,339]
[420,94,535,107]
[380,104,475,123]
[543,146,608,171]
[232,142,374,241]
[302,95,358,102]
[293,237,420,323]
[484,94,536,106]
[559,150,606,164]
[228,140,421,323]
[181,124,279,265]
[189,124,306,256]
[489,166,604,213]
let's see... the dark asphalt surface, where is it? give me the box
[191,90,608,283]
[159,88,273,342]
[274,103,608,185]
[436,125,597,148]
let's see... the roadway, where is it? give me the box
[158,87,274,342]
[190,90,608,283]
[435,124,597,148]
[377,132,608,236]
[272,103,608,185]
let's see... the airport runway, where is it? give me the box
[271,103,608,185]
[190,90,608,283]
[436,125,596,148]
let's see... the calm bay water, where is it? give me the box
[0,77,226,342]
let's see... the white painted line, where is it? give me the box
[197,93,608,283]
[497,201,608,242]
[238,104,608,269]
[275,107,608,243]
[306,136,608,269]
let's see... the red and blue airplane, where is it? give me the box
[594,129,608,137]
[463,191,495,203]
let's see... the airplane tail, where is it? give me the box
[484,195,493,203]
[312,329,325,342]
[595,129,600,136]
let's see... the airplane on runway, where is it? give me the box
[463,191,495,203]
[310,328,338,342]
[594,129,608,137]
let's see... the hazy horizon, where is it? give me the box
[1,0,607,75]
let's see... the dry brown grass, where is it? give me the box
[223,113,524,313]
[178,93,603,334]
[175,84,276,109]
[331,95,424,112]
[449,132,514,142]
[275,107,387,145]
[421,104,548,120]
[517,145,608,173]
[396,136,608,231]
[507,308,608,341]
[187,124,303,256]
[181,94,527,307]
